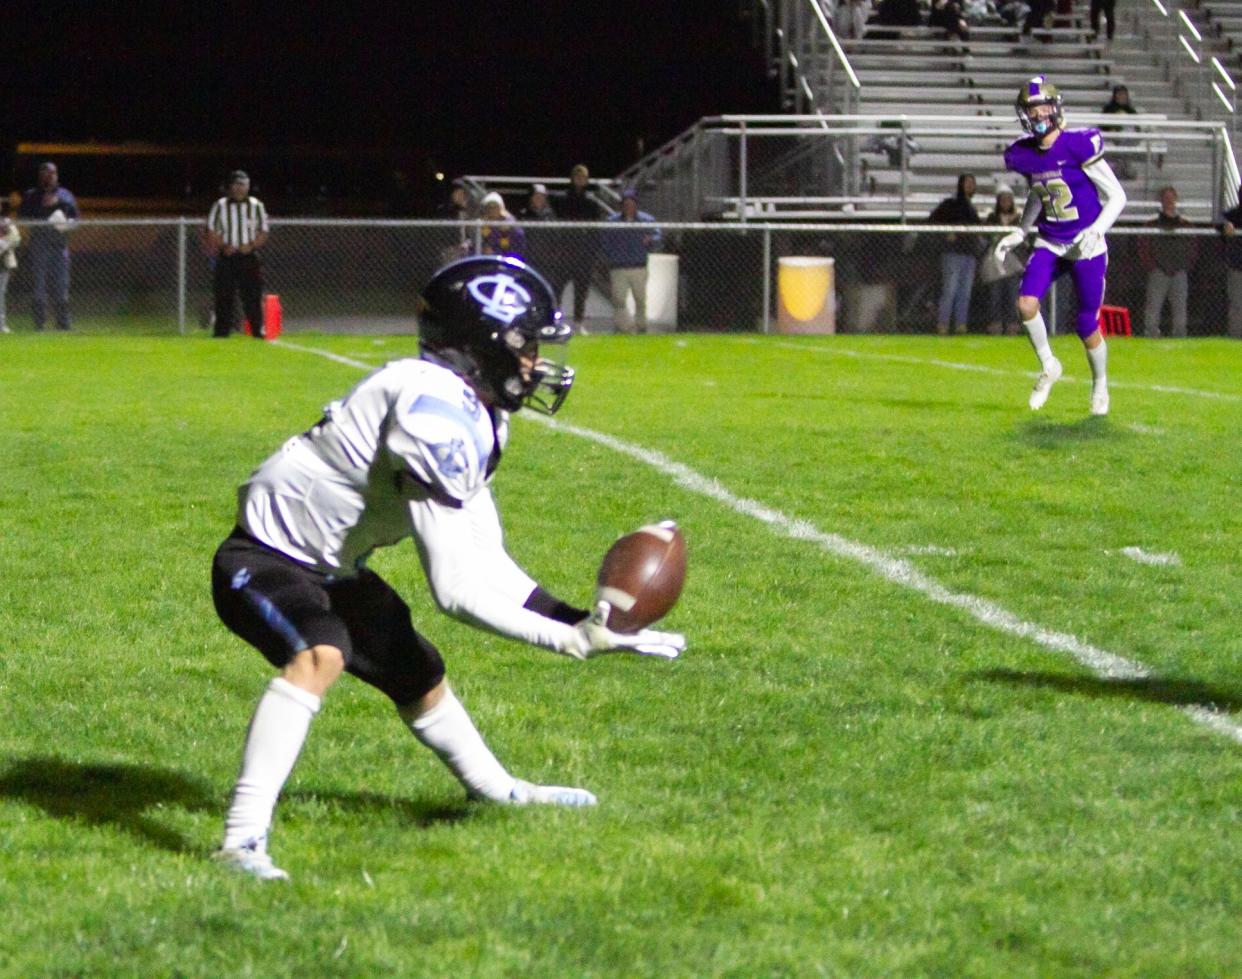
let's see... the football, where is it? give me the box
[595,521,687,633]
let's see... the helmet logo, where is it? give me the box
[467,273,532,326]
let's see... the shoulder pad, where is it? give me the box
[387,366,495,504]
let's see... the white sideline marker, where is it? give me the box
[273,340,1242,746]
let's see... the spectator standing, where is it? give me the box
[929,174,983,335]
[1137,185,1198,338]
[18,162,78,331]
[478,192,526,259]
[1090,0,1116,41]
[601,188,662,334]
[0,202,19,333]
[436,178,474,266]
[555,164,605,325]
[1218,183,1242,338]
[1101,85,1138,178]
[983,184,1024,335]
[207,171,270,339]
[519,183,560,292]
[1022,0,1054,36]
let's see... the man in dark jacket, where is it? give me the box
[18,162,79,331]
[554,164,605,326]
[929,174,983,334]
[1138,185,1198,337]
[1219,183,1242,338]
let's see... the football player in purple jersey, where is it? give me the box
[997,76,1127,415]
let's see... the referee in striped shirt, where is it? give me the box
[206,171,270,338]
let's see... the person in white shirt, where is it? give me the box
[0,204,20,333]
[210,255,685,881]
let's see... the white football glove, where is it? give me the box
[563,600,686,660]
[1071,227,1102,258]
[994,228,1026,263]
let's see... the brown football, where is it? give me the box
[595,521,687,633]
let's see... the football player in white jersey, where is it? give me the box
[210,255,685,881]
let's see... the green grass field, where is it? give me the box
[1,329,1240,978]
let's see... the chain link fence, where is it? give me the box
[1,218,1237,339]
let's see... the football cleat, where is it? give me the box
[1090,386,1110,416]
[508,779,598,807]
[212,839,289,881]
[1028,357,1063,410]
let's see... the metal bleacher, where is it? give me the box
[617,0,1239,225]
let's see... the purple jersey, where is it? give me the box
[1004,128,1105,244]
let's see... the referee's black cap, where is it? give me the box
[229,170,250,183]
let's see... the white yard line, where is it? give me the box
[273,339,1242,745]
[749,338,1242,402]
[1118,547,1183,567]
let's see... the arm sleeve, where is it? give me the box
[1082,157,1127,235]
[404,486,582,653]
[1020,190,1042,233]
[256,200,270,233]
[206,201,221,235]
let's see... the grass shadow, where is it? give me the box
[1012,415,1119,449]
[0,758,473,855]
[0,756,217,854]
[285,787,472,828]
[972,668,1242,713]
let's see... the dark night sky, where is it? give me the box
[8,2,777,202]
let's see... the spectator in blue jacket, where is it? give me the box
[18,162,79,331]
[601,188,662,334]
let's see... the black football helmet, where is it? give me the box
[1015,75,1064,138]
[419,255,574,414]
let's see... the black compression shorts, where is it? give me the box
[211,527,445,705]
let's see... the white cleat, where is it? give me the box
[1028,357,1063,410]
[1090,387,1110,416]
[212,840,290,881]
[508,779,598,807]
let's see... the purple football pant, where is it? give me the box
[1020,248,1109,339]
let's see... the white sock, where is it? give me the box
[223,677,321,850]
[407,688,516,802]
[1022,311,1056,367]
[1086,339,1108,390]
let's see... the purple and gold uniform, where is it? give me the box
[1004,128,1106,245]
[1005,128,1117,339]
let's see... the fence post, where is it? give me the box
[177,218,187,336]
[762,224,772,334]
[739,120,749,224]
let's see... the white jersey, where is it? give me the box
[239,357,579,652]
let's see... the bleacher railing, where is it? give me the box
[1134,0,1242,180]
[617,113,1238,223]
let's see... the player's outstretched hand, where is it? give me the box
[994,229,1025,263]
[565,600,686,660]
